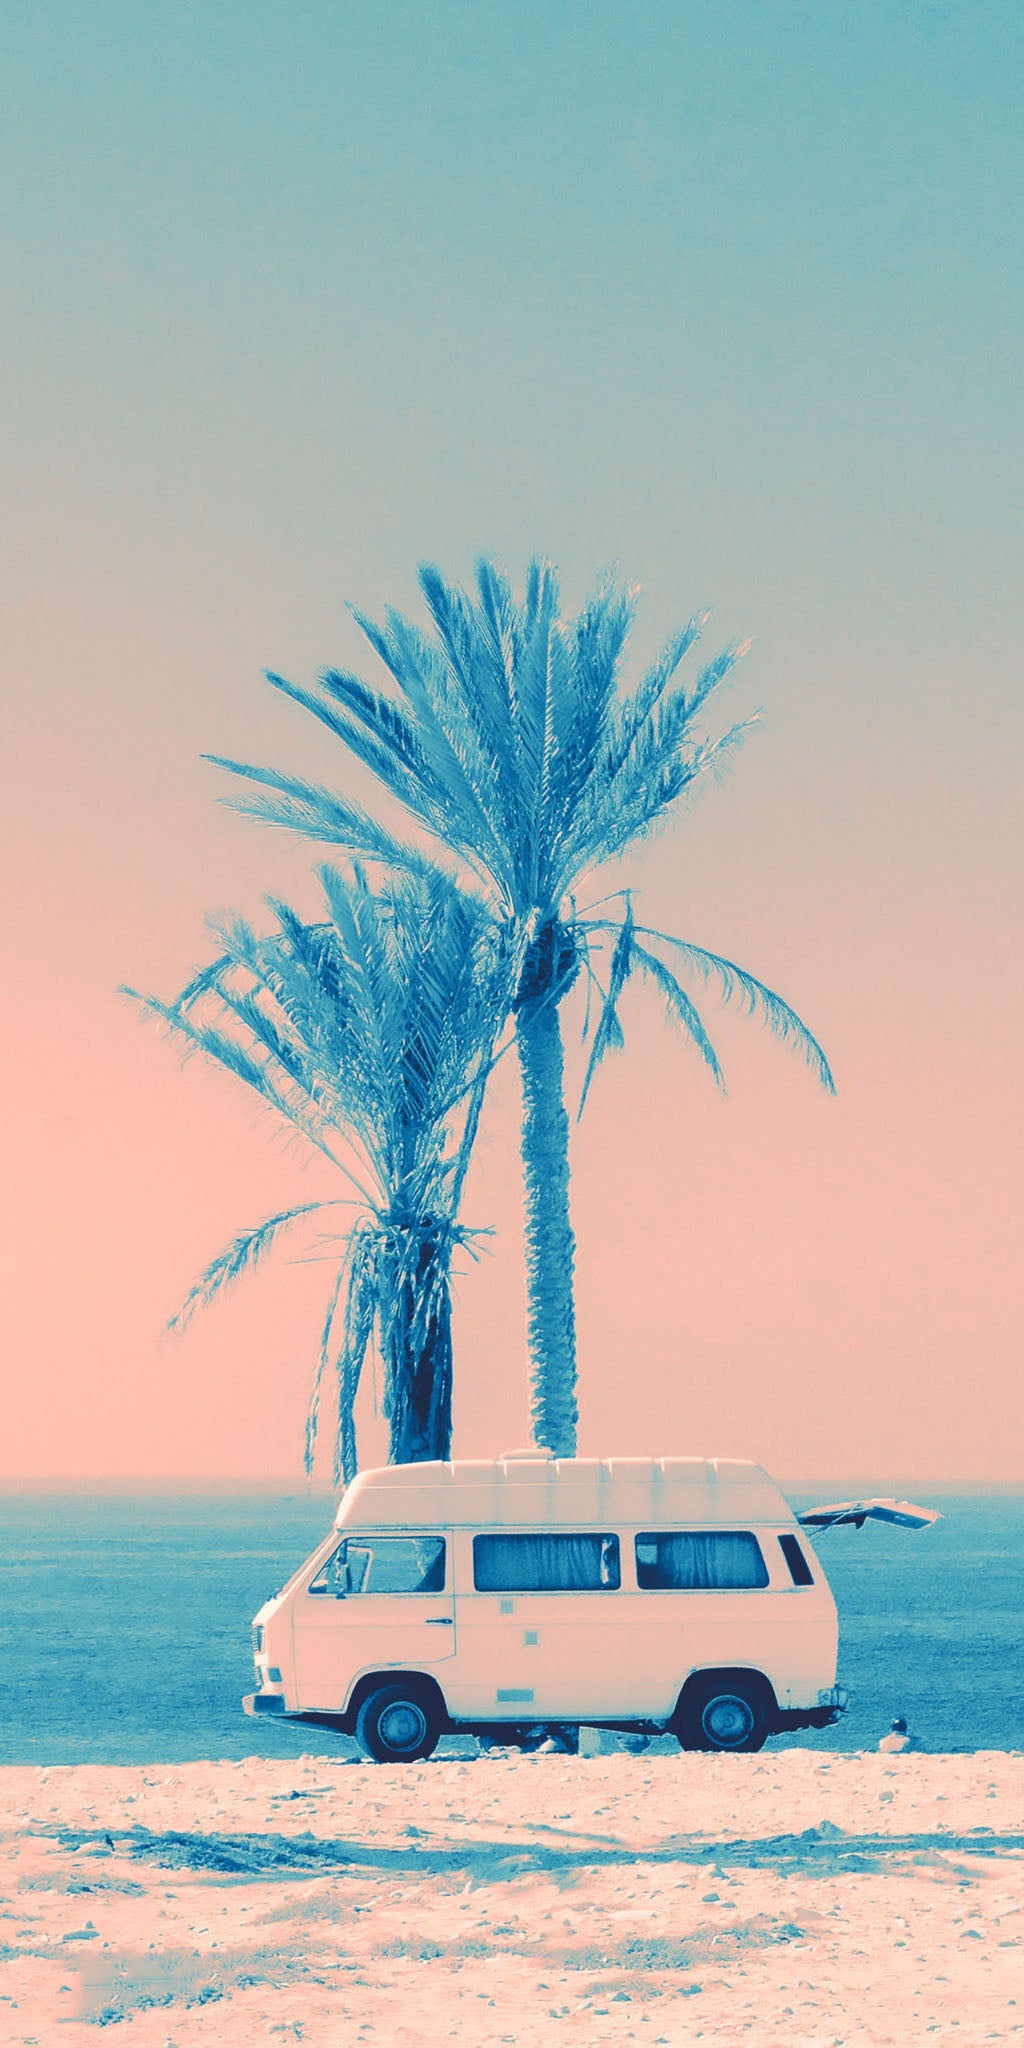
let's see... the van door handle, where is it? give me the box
[424,1616,453,1625]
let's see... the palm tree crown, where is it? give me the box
[207,559,835,1456]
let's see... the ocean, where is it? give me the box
[0,1490,1020,1764]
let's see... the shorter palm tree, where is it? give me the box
[125,865,506,1481]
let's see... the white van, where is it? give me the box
[243,1455,880,1760]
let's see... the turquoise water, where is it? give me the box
[0,1492,1020,1763]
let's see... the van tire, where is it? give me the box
[675,1677,770,1754]
[354,1682,441,1764]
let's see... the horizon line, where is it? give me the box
[1,1472,1022,1496]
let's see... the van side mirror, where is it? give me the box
[327,1541,350,1597]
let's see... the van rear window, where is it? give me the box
[635,1531,768,1590]
[779,1533,815,1585]
[473,1533,620,1592]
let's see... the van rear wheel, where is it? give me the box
[676,1679,769,1754]
[354,1683,441,1764]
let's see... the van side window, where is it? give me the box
[635,1531,768,1590]
[473,1533,620,1592]
[308,1536,446,1596]
[779,1533,815,1586]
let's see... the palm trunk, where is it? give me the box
[382,1233,454,1464]
[515,996,579,1457]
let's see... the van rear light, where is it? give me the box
[779,1533,814,1585]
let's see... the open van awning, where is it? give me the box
[797,1498,940,1531]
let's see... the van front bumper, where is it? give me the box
[242,1691,286,1717]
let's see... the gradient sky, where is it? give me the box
[3,1,1022,1483]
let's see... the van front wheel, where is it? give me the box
[676,1680,769,1754]
[354,1683,441,1764]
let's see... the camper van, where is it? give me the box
[243,1455,865,1760]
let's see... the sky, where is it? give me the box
[3,0,1022,1485]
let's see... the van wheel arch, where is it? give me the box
[673,1668,777,1753]
[347,1670,450,1725]
[347,1671,450,1762]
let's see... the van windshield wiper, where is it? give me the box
[796,1498,940,1532]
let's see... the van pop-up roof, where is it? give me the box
[335,1456,800,1532]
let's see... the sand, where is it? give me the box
[1,1748,1021,2045]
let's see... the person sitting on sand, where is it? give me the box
[878,1715,920,1753]
[477,1723,579,1755]
[536,1723,579,1755]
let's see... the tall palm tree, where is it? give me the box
[126,864,505,1480]
[206,560,835,1457]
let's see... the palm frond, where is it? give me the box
[318,864,408,1172]
[265,669,459,840]
[630,943,725,1087]
[174,953,233,1010]
[353,595,514,894]
[333,1225,380,1483]
[202,755,437,875]
[595,610,708,787]
[578,898,637,1112]
[473,558,524,766]
[304,1264,346,1477]
[565,719,756,888]
[545,578,636,845]
[126,988,363,1182]
[319,666,431,767]
[246,911,358,1089]
[634,924,836,1092]
[317,667,463,832]
[167,1203,328,1334]
[519,605,567,904]
[210,981,319,1097]
[175,865,504,1217]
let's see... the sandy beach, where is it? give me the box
[0,1748,1021,2045]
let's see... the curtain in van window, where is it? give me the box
[635,1531,768,1590]
[473,1533,620,1591]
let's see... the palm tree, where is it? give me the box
[125,864,505,1480]
[206,559,835,1457]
